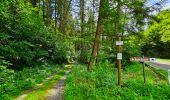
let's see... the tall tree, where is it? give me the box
[79,0,88,63]
[42,0,45,21]
[88,0,106,69]
[46,0,51,27]
[57,0,72,33]
[54,0,57,30]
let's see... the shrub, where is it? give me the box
[0,0,70,69]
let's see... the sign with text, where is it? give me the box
[130,57,150,62]
[117,53,122,60]
[116,41,123,45]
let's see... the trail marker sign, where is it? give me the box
[130,57,156,62]
[130,57,148,84]
[116,41,123,46]
[130,57,149,62]
[130,57,156,84]
[117,53,122,60]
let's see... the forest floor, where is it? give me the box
[16,65,72,100]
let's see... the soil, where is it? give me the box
[46,69,71,100]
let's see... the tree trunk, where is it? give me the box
[42,0,45,22]
[79,0,87,63]
[46,0,51,27]
[63,0,72,33]
[88,0,105,69]
[54,0,57,30]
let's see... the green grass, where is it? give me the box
[18,65,71,100]
[64,62,170,100]
[0,63,64,100]
[24,70,66,100]
[157,58,170,62]
[22,75,62,100]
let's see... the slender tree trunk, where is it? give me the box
[80,0,87,63]
[57,0,62,32]
[46,0,51,27]
[42,0,45,22]
[80,0,85,33]
[62,0,72,33]
[88,0,105,69]
[92,0,95,34]
[54,0,57,30]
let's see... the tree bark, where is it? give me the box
[88,0,105,69]
[54,0,57,30]
[79,0,87,63]
[46,0,51,27]
[42,0,45,22]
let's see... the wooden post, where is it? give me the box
[143,62,146,84]
[142,56,146,84]
[168,70,170,84]
[117,34,122,85]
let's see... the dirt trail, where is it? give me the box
[17,74,58,100]
[46,68,71,100]
[17,66,71,100]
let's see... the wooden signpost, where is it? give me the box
[130,57,150,62]
[130,57,156,84]
[116,32,156,85]
[116,33,123,85]
[130,57,156,62]
[130,57,147,83]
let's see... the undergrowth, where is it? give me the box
[0,63,62,100]
[24,66,70,100]
[65,62,170,100]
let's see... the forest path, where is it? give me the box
[45,68,71,100]
[17,65,72,100]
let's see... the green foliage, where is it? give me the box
[0,63,61,100]
[100,35,142,67]
[0,0,70,69]
[65,62,117,100]
[0,58,14,84]
[122,36,142,66]
[65,63,170,100]
[143,10,170,58]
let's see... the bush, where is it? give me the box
[0,0,70,69]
